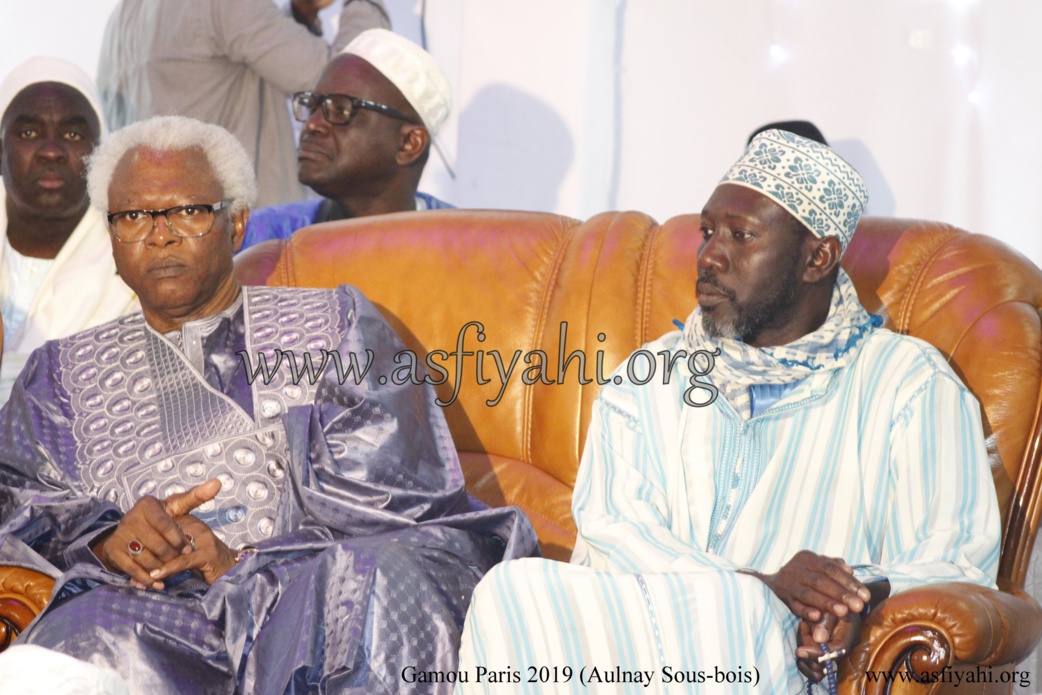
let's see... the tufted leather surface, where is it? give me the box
[232,209,1042,689]
[3,207,1039,681]
[0,567,55,647]
[842,220,1042,590]
[236,210,1042,585]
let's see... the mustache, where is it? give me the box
[299,130,326,144]
[33,164,74,180]
[696,274,737,300]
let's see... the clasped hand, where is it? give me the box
[744,550,871,681]
[91,478,238,591]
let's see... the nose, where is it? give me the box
[145,213,181,246]
[303,104,329,135]
[35,136,69,162]
[697,232,728,274]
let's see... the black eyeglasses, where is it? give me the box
[292,91,418,127]
[106,201,231,243]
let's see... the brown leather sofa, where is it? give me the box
[2,209,1041,692]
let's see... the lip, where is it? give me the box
[297,141,330,162]
[33,169,71,190]
[696,279,732,307]
[35,176,68,190]
[698,291,727,308]
[147,258,188,278]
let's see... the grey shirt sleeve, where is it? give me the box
[333,0,392,52]
[213,0,391,95]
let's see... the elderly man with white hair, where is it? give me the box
[0,114,536,694]
[0,56,138,405]
[240,28,454,251]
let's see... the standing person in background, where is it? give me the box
[0,56,138,406]
[97,0,391,207]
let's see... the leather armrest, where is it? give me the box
[0,566,56,649]
[234,239,288,286]
[842,582,1042,693]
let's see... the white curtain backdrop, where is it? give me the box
[3,0,1039,265]
[2,0,1042,691]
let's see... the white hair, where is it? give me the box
[87,115,258,214]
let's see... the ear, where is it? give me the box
[230,206,249,254]
[395,125,430,167]
[802,235,842,284]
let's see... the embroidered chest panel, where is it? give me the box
[59,287,343,548]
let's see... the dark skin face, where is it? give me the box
[297,54,429,218]
[1,82,100,258]
[107,147,247,334]
[697,184,841,347]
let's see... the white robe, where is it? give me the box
[0,185,138,404]
[456,327,1001,694]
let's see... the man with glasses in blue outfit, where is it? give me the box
[98,0,391,209]
[240,28,454,252]
[0,114,536,694]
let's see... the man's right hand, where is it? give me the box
[795,612,862,682]
[744,550,870,622]
[91,479,222,591]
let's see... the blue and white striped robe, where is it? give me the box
[457,327,1001,694]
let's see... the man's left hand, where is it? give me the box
[747,550,869,623]
[148,515,238,585]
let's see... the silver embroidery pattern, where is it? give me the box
[245,287,341,429]
[59,287,342,548]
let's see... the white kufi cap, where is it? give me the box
[0,56,106,137]
[341,29,451,135]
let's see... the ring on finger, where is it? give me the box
[184,532,196,552]
[128,539,144,557]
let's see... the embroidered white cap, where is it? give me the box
[720,129,868,252]
[341,29,452,135]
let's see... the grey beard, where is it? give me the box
[698,273,800,343]
[701,310,740,340]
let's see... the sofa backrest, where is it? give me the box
[841,217,1042,588]
[235,210,1042,582]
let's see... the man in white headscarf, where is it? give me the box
[455,130,1001,693]
[0,56,138,405]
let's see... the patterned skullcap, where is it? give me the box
[341,29,451,135]
[720,129,868,252]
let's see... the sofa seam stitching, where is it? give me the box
[524,217,572,464]
[636,217,660,346]
[897,226,960,331]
